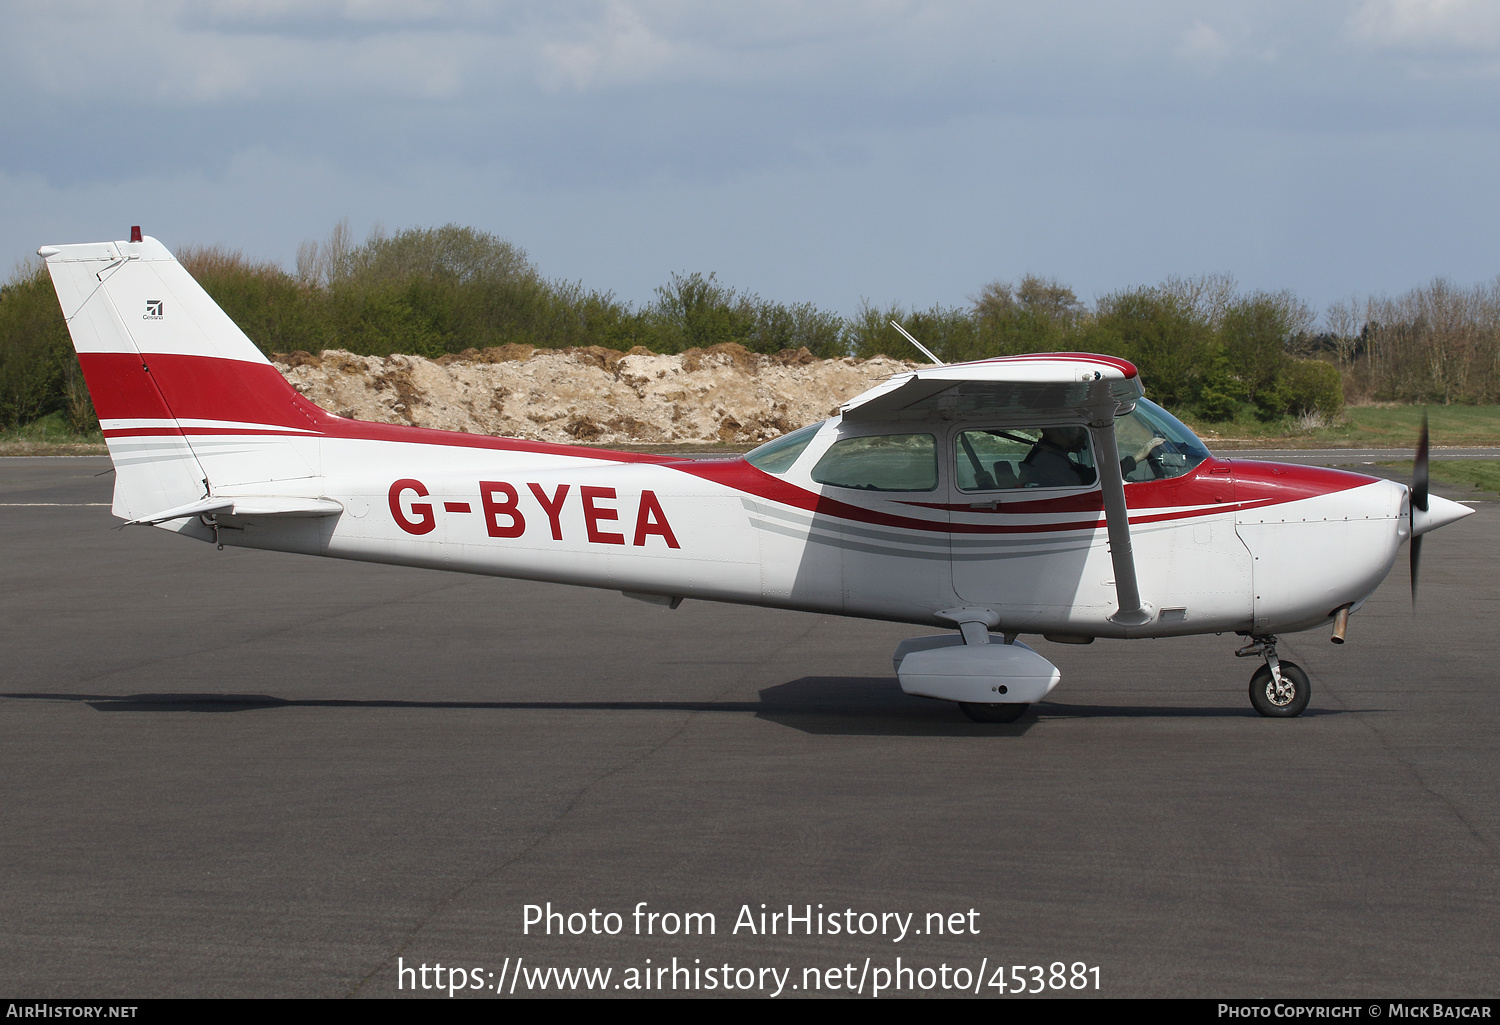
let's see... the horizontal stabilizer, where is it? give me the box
[128,496,343,525]
[226,497,344,518]
[126,497,233,525]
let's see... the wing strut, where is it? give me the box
[1087,415,1153,627]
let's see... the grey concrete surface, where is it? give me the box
[1,456,1496,999]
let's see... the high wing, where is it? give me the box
[838,352,1143,423]
[841,352,1153,626]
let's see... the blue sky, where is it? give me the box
[4,1,1498,320]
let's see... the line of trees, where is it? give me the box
[1320,281,1500,405]
[3,221,1497,433]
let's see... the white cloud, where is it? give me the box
[0,2,1157,109]
[539,2,682,92]
[0,1,545,105]
[1347,0,1500,56]
[1176,20,1230,67]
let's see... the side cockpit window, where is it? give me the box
[956,426,1097,492]
[811,433,938,492]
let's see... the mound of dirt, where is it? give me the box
[273,344,917,445]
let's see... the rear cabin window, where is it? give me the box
[745,423,820,475]
[955,426,1097,491]
[811,433,938,492]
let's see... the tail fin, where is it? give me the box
[40,235,318,523]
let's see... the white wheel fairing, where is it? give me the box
[897,639,1061,705]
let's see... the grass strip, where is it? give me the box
[1379,460,1500,496]
[1190,405,1500,449]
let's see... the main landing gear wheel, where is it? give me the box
[958,702,1030,724]
[1249,662,1310,718]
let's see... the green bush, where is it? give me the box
[1196,384,1242,422]
[179,247,326,356]
[1094,288,1219,410]
[0,265,79,429]
[971,275,1081,358]
[845,302,909,360]
[1220,294,1292,403]
[846,300,976,362]
[648,272,758,353]
[1260,358,1344,419]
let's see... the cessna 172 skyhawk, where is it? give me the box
[39,232,1473,722]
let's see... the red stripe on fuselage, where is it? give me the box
[671,456,1380,535]
[668,458,1147,534]
[1226,460,1381,505]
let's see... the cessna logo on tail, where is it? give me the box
[144,300,164,319]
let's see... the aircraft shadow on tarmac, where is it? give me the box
[752,677,1347,735]
[4,679,1351,736]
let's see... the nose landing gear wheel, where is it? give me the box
[1249,662,1310,718]
[958,702,1030,724]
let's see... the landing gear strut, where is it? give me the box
[1235,635,1311,717]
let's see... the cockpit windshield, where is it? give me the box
[1116,398,1211,482]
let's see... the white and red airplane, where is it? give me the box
[39,232,1473,722]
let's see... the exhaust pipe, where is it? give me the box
[1330,605,1351,644]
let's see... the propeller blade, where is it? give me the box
[1411,533,1422,605]
[1414,410,1429,514]
[1410,410,1429,606]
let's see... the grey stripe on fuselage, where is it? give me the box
[742,498,1111,561]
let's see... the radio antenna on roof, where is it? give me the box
[889,320,944,366]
